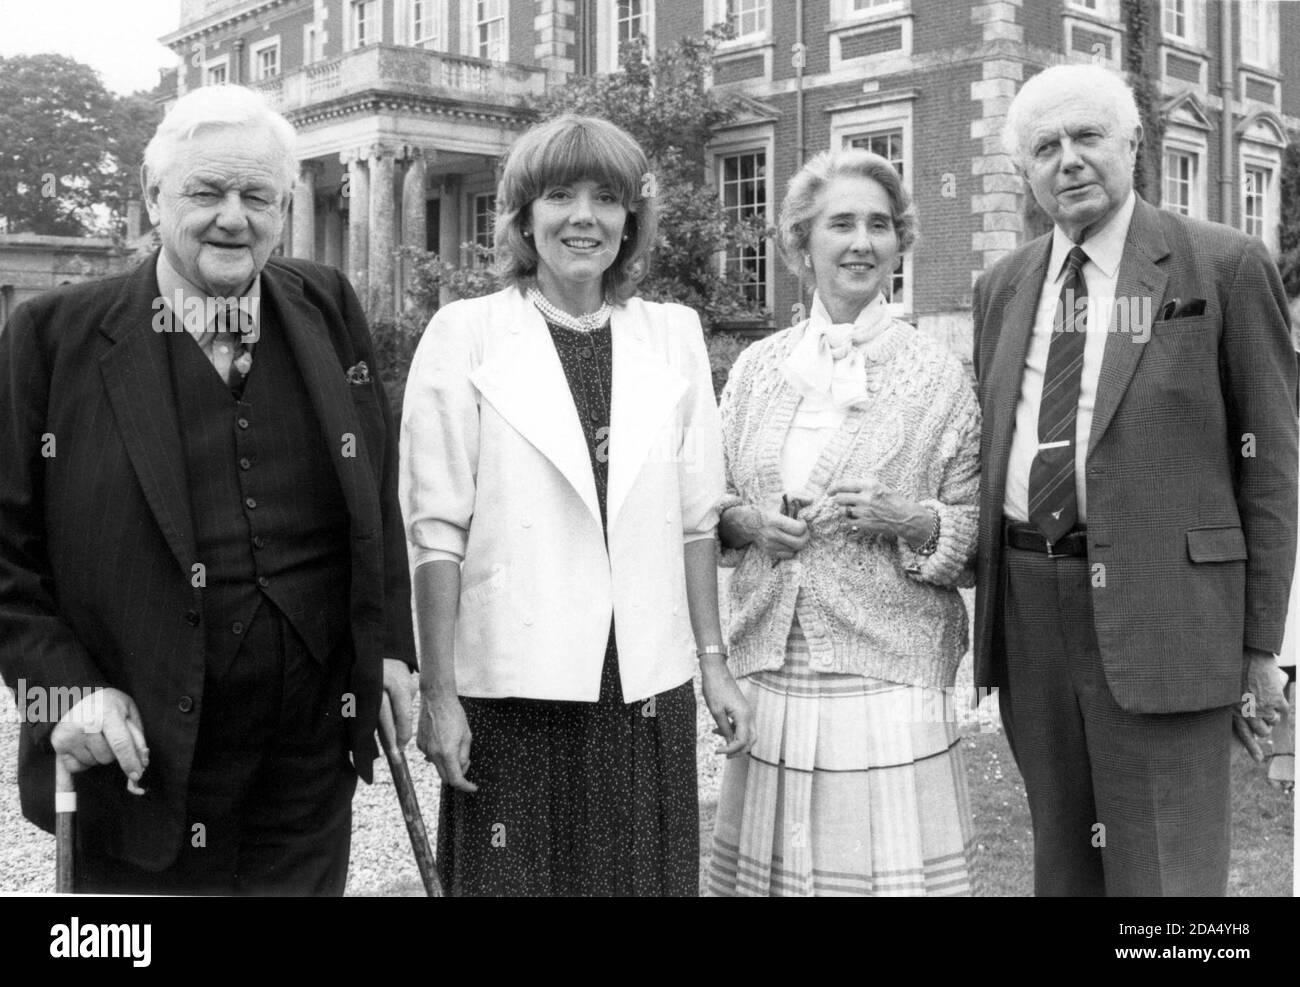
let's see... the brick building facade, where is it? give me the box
[159,1,1299,361]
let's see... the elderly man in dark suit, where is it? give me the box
[0,85,416,894]
[972,64,1296,896]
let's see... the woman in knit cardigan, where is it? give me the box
[706,148,982,896]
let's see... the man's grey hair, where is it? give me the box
[1001,64,1141,164]
[142,85,299,193]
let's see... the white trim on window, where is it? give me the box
[303,22,326,64]
[710,0,770,46]
[203,53,230,86]
[1061,14,1123,71]
[708,123,775,318]
[599,0,655,72]
[832,0,905,21]
[250,35,281,81]
[400,0,444,49]
[466,0,508,62]
[348,0,383,50]
[829,101,914,317]
[1161,141,1205,219]
[1067,0,1119,20]
[1239,1,1279,73]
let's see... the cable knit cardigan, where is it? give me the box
[719,317,981,690]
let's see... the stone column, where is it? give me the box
[292,161,321,261]
[323,201,342,269]
[437,175,462,307]
[401,147,429,310]
[343,151,369,304]
[368,143,397,322]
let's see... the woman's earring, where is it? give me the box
[523,229,532,238]
[622,233,629,241]
[803,255,812,269]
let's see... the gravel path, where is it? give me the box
[0,587,999,895]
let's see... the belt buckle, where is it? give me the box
[1044,535,1063,560]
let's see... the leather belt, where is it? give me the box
[1003,519,1088,559]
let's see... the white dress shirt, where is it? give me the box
[1003,191,1136,523]
[155,251,261,380]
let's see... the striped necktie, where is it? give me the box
[1028,244,1089,546]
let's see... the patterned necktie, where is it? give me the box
[204,303,253,389]
[1028,244,1089,545]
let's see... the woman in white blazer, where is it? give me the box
[400,115,754,896]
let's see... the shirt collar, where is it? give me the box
[155,251,262,344]
[1048,189,1136,283]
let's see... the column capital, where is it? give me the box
[368,142,399,163]
[298,160,325,181]
[400,145,434,164]
[339,149,366,167]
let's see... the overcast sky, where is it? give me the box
[0,0,181,95]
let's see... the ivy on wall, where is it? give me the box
[1123,0,1164,203]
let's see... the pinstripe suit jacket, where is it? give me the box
[972,197,1297,714]
[0,252,415,868]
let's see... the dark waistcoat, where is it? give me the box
[166,303,352,675]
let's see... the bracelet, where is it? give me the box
[697,645,728,660]
[914,508,941,557]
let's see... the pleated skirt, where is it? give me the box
[707,618,975,896]
[437,634,699,897]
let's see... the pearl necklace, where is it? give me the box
[527,286,611,333]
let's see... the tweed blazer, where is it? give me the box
[0,253,415,868]
[972,197,1298,713]
[399,286,724,704]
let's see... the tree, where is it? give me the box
[525,29,768,328]
[0,54,162,237]
[1279,141,1300,299]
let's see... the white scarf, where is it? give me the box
[781,293,892,410]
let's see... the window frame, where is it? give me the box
[405,0,443,48]
[1238,1,1279,72]
[708,123,776,319]
[203,53,230,86]
[473,0,508,62]
[828,100,914,317]
[471,190,497,264]
[250,35,282,82]
[349,0,384,50]
[599,0,656,72]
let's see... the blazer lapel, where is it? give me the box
[984,238,1051,499]
[469,296,603,530]
[607,306,689,528]
[264,265,382,536]
[98,253,196,575]
[1087,198,1170,455]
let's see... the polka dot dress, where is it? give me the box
[435,319,699,896]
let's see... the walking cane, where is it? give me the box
[55,757,75,893]
[377,695,443,897]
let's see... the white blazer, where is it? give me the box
[399,286,725,702]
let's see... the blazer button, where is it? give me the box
[253,535,266,549]
[231,621,245,635]
[257,576,269,588]
[237,417,250,430]
[521,516,532,528]
[244,497,257,510]
[178,696,194,713]
[239,457,252,470]
[184,610,200,626]
[522,614,534,626]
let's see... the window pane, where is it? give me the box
[478,0,506,60]
[726,0,767,37]
[719,150,768,306]
[847,130,905,299]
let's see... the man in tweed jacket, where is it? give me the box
[0,87,416,893]
[972,64,1295,895]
